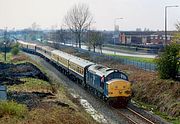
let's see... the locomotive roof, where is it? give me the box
[88,64,119,77]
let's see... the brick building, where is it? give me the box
[118,31,174,45]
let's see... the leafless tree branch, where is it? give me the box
[64,3,93,48]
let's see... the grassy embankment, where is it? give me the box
[0,52,97,124]
[131,77,180,124]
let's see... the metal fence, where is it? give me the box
[77,48,157,72]
[117,58,157,71]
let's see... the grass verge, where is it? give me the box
[0,101,28,118]
[107,53,155,63]
[8,78,52,93]
[0,52,13,63]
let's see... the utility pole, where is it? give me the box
[3,28,7,61]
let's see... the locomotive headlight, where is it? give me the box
[125,90,131,94]
[108,92,113,94]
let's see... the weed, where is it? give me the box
[0,101,28,118]
[8,78,52,93]
[0,52,12,63]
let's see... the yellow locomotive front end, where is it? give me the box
[108,79,131,97]
[107,79,132,107]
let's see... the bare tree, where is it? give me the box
[64,3,93,48]
[97,33,104,54]
[56,28,65,44]
[87,31,104,53]
[28,22,40,41]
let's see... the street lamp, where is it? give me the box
[4,41,6,61]
[164,5,178,46]
[3,28,7,62]
[113,18,123,54]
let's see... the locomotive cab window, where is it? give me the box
[106,72,128,82]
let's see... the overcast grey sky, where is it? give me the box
[0,0,180,31]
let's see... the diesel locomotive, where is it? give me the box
[18,40,132,106]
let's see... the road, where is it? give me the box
[62,43,157,58]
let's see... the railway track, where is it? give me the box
[116,107,155,124]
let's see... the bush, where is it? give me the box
[156,43,180,79]
[11,46,19,55]
[0,101,28,118]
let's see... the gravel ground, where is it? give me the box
[24,52,131,124]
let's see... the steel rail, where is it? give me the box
[126,107,155,124]
[116,110,139,124]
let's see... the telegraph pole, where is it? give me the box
[3,28,7,61]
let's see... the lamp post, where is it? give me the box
[164,5,178,46]
[4,41,6,61]
[113,18,123,54]
[3,28,7,61]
